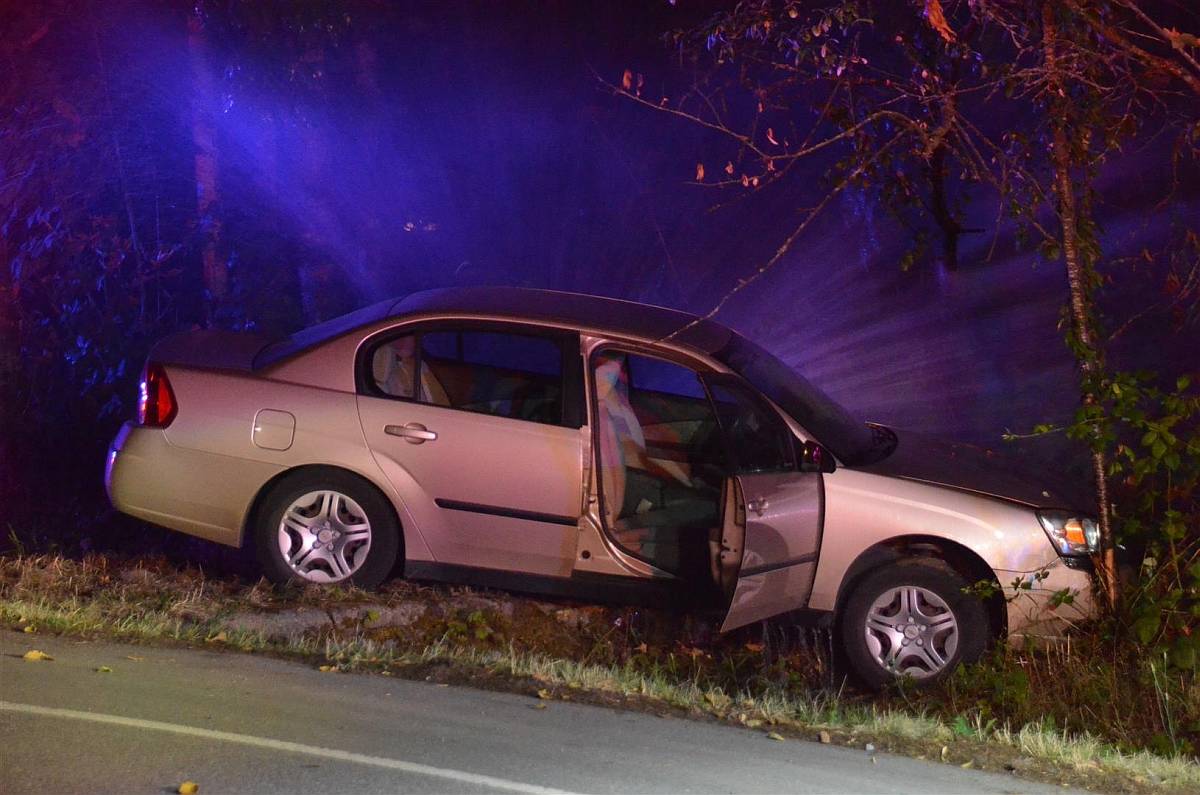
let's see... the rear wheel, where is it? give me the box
[254,469,400,590]
[840,559,988,689]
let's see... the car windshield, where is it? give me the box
[713,332,894,466]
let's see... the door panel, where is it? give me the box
[720,470,823,632]
[359,395,583,576]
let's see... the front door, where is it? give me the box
[357,324,586,577]
[703,377,823,632]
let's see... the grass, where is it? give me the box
[2,553,1197,794]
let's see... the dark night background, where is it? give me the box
[1,0,1196,549]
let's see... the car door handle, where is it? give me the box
[385,423,437,444]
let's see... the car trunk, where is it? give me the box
[149,329,281,372]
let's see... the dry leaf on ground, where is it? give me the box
[22,650,53,661]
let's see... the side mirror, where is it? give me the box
[799,440,836,474]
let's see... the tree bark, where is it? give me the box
[188,3,225,310]
[1042,3,1119,608]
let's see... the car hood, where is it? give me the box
[853,428,1092,512]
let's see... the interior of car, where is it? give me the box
[592,349,728,583]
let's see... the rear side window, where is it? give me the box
[366,327,580,427]
[371,335,418,399]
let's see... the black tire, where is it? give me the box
[254,468,401,590]
[839,558,989,689]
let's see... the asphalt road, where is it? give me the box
[1,630,1079,795]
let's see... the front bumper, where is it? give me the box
[996,558,1097,640]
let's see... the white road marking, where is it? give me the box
[0,700,576,795]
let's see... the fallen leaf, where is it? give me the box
[125,655,144,662]
[818,730,831,744]
[23,650,53,661]
[536,688,552,699]
[745,719,763,729]
[178,781,199,795]
[766,732,785,742]
[960,760,974,769]
[95,666,113,673]
[22,625,35,633]
[318,665,336,673]
[940,745,949,761]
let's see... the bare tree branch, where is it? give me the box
[663,133,909,340]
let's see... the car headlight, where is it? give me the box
[1037,510,1099,557]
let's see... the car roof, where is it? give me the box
[392,287,732,351]
[255,287,733,369]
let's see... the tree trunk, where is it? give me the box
[187,3,225,311]
[1042,3,1118,609]
[927,143,960,271]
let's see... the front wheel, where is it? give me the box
[840,559,989,689]
[254,469,400,590]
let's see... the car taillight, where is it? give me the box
[138,362,178,427]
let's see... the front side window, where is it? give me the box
[705,377,795,473]
[367,327,573,426]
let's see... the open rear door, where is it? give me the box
[719,470,823,632]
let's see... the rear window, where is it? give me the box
[254,298,397,369]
